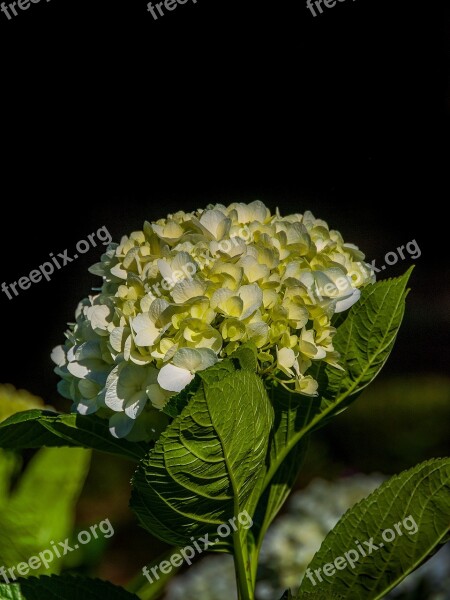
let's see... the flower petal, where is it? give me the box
[74,399,98,416]
[172,347,218,372]
[199,209,231,240]
[171,278,208,304]
[51,345,66,367]
[67,361,90,379]
[132,314,161,346]
[146,383,169,409]
[109,412,135,438]
[335,288,361,313]
[124,392,147,419]
[86,305,111,332]
[238,284,263,320]
[157,364,194,392]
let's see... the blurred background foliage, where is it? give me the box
[0,386,90,577]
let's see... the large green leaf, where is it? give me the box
[255,271,412,548]
[297,457,450,599]
[0,576,138,599]
[131,369,273,549]
[0,447,90,574]
[251,383,312,548]
[0,410,146,461]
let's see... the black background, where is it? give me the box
[0,0,448,405]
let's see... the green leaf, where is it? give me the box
[229,342,258,372]
[0,410,146,461]
[196,357,237,386]
[252,384,311,547]
[163,354,249,419]
[162,344,258,420]
[0,583,24,600]
[161,375,201,418]
[131,370,273,549]
[0,576,139,599]
[252,271,412,555]
[311,268,412,423]
[298,457,450,599]
[0,447,90,573]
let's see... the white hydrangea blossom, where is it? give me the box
[52,201,374,439]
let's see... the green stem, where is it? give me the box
[249,542,260,592]
[132,574,174,600]
[233,529,254,600]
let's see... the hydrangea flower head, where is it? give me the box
[52,201,374,440]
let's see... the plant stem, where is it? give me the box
[233,530,255,600]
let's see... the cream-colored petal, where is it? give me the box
[132,314,161,347]
[51,345,66,367]
[110,327,129,353]
[171,278,208,303]
[172,347,218,372]
[238,284,263,320]
[157,364,194,392]
[239,255,269,283]
[86,305,111,332]
[199,209,231,240]
[335,288,361,313]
